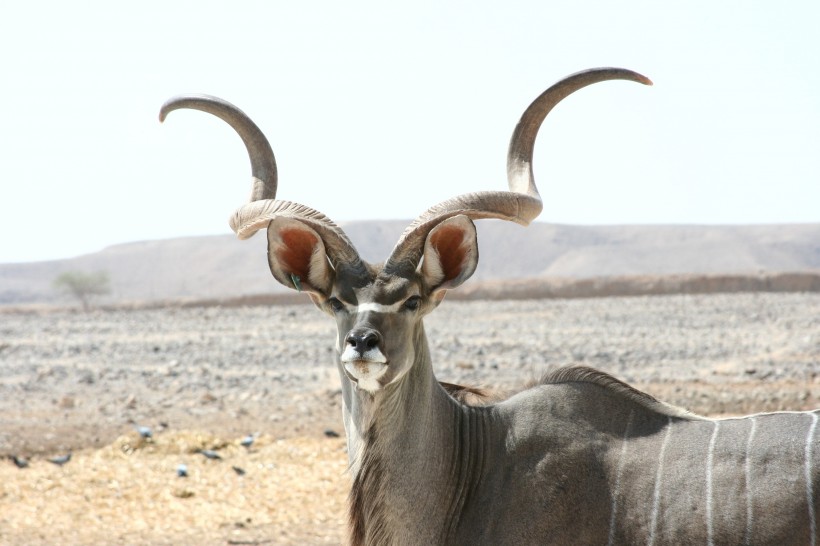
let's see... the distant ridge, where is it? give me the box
[2,221,819,306]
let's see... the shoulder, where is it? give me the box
[495,367,704,450]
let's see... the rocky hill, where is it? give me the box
[2,221,819,306]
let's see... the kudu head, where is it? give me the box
[160,68,651,394]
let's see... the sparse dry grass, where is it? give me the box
[0,431,349,545]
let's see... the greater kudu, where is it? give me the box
[161,68,820,545]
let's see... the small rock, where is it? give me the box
[48,453,72,466]
[10,455,28,469]
[137,426,153,439]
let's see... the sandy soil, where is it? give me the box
[1,293,819,544]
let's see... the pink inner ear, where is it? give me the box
[278,228,319,281]
[430,225,466,282]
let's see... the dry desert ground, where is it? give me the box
[1,292,819,544]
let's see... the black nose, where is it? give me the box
[346,328,381,354]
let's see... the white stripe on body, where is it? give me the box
[648,417,673,546]
[706,421,720,546]
[717,409,820,421]
[744,417,757,546]
[607,410,634,546]
[806,412,818,546]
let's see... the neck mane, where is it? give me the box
[540,366,703,420]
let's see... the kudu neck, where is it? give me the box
[339,324,474,466]
[341,322,493,545]
[341,322,456,438]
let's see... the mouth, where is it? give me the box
[342,359,388,393]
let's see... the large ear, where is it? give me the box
[267,217,334,298]
[420,215,478,296]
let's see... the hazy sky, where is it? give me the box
[1,2,818,263]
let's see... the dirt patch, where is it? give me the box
[1,431,349,545]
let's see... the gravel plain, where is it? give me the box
[1,292,819,544]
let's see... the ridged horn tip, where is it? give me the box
[158,94,278,202]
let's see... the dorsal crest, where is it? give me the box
[541,366,703,420]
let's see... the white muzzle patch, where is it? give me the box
[341,346,388,393]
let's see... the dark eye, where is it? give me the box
[403,296,421,311]
[328,297,345,312]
